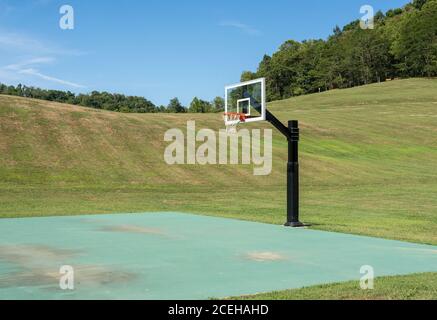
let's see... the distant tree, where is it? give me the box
[392,0,437,77]
[0,82,158,113]
[342,20,360,32]
[333,25,342,37]
[212,96,225,112]
[374,10,385,24]
[240,71,257,82]
[188,97,213,113]
[167,98,186,113]
[413,0,428,10]
[6,85,18,96]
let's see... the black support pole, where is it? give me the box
[265,110,305,227]
[284,121,304,227]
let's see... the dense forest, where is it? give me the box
[241,0,437,101]
[1,0,436,112]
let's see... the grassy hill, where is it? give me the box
[1,78,437,246]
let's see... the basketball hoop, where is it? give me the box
[223,112,246,134]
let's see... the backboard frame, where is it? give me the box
[224,78,266,125]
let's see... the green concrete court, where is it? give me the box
[1,212,437,300]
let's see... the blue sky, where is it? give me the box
[0,0,409,106]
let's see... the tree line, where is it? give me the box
[0,83,224,114]
[1,1,436,112]
[241,0,437,101]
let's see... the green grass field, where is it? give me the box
[233,273,437,300]
[1,78,437,299]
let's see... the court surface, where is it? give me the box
[1,212,437,300]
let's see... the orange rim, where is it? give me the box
[223,112,246,122]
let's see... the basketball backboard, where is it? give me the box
[224,78,266,125]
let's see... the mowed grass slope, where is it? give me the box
[1,78,437,246]
[233,273,437,300]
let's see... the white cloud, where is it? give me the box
[0,30,87,89]
[4,57,55,71]
[18,68,86,89]
[219,21,262,36]
[1,56,86,89]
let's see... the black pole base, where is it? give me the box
[284,221,307,228]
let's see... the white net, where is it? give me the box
[223,113,244,134]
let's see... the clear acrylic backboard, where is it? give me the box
[224,78,266,125]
